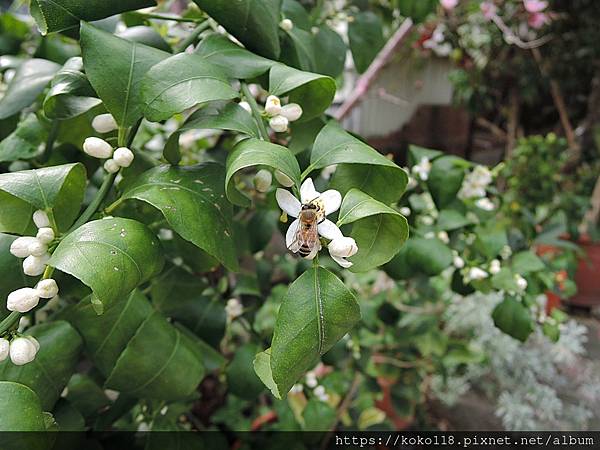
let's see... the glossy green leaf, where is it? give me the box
[0,58,60,120]
[30,0,156,34]
[313,26,346,78]
[0,321,83,411]
[269,64,335,121]
[404,237,453,276]
[43,57,102,120]
[195,34,275,80]
[225,138,301,207]
[253,349,280,398]
[492,297,534,342]
[192,0,281,59]
[117,26,171,52]
[181,102,260,138]
[474,223,508,259]
[120,163,238,271]
[64,374,110,418]
[51,399,85,432]
[337,189,409,272]
[269,267,360,397]
[0,381,48,431]
[397,0,438,23]
[0,163,86,231]
[141,53,238,122]
[281,0,311,30]
[408,144,443,166]
[436,209,471,231]
[427,156,466,209]
[348,12,385,73]
[281,28,315,72]
[311,122,407,203]
[0,234,31,320]
[49,218,164,308]
[80,23,169,129]
[512,250,545,274]
[226,343,265,400]
[0,114,46,162]
[0,191,35,235]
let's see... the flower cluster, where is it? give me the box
[240,94,303,133]
[0,335,40,366]
[458,165,496,211]
[276,178,358,268]
[84,114,134,173]
[10,210,54,276]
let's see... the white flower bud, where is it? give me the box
[83,137,113,159]
[26,336,40,352]
[280,103,303,122]
[328,237,359,258]
[113,147,135,168]
[253,169,272,193]
[515,274,528,290]
[269,115,289,133]
[305,371,318,388]
[0,338,9,362]
[467,267,488,281]
[27,239,48,257]
[238,101,252,113]
[104,159,120,174]
[36,227,55,245]
[7,288,41,313]
[23,254,49,277]
[274,170,295,187]
[10,237,38,258]
[489,259,501,274]
[225,298,243,319]
[33,210,50,228]
[437,231,449,244]
[280,18,294,31]
[399,207,411,217]
[91,113,118,134]
[453,256,465,268]
[265,95,282,116]
[9,337,38,366]
[35,279,59,299]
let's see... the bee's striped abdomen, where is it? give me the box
[298,244,311,257]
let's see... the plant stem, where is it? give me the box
[69,172,117,232]
[241,83,270,141]
[174,20,211,54]
[0,312,20,336]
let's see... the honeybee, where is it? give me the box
[289,200,325,259]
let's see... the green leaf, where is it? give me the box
[313,26,346,78]
[269,267,360,397]
[225,138,301,207]
[64,374,110,418]
[141,53,238,122]
[474,223,508,259]
[253,349,280,398]
[282,0,312,30]
[512,251,545,274]
[492,297,534,342]
[0,59,60,120]
[491,268,520,292]
[436,209,471,231]
[0,163,86,231]
[195,34,275,80]
[281,27,316,72]
[0,381,48,431]
[43,57,102,120]
[181,102,260,139]
[0,191,35,235]
[0,321,83,411]
[52,399,85,432]
[427,156,466,209]
[348,12,385,73]
[311,122,407,203]
[0,114,47,162]
[117,26,171,52]
[408,144,443,166]
[404,238,453,276]
[80,22,169,129]
[192,0,281,59]
[49,218,165,308]
[397,0,438,23]
[303,399,336,431]
[269,64,336,121]
[120,163,238,271]
[0,233,31,320]
[226,343,265,400]
[30,0,156,35]
[337,189,409,272]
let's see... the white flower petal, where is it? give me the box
[286,219,300,250]
[305,244,320,260]
[318,190,342,215]
[300,178,320,204]
[317,220,343,240]
[276,189,301,217]
[331,255,353,268]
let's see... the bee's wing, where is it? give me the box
[286,219,302,252]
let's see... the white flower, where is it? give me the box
[458,181,486,199]
[412,157,431,180]
[421,215,434,226]
[269,115,289,133]
[515,274,528,290]
[466,267,488,281]
[276,178,343,261]
[104,159,120,174]
[265,95,282,116]
[453,256,465,268]
[470,165,492,186]
[280,103,303,122]
[7,287,40,313]
[0,338,9,362]
[104,389,120,402]
[399,207,411,217]
[238,101,251,114]
[475,197,495,211]
[83,137,113,159]
[35,279,59,299]
[113,147,134,168]
[158,228,174,241]
[280,18,294,31]
[274,169,295,187]
[10,237,38,258]
[9,336,39,365]
[437,231,450,244]
[328,236,358,268]
[36,227,55,245]
[23,254,49,277]
[314,385,329,402]
[91,113,118,134]
[305,371,318,388]
[489,259,501,274]
[225,298,243,319]
[253,169,272,193]
[33,210,50,228]
[27,239,47,257]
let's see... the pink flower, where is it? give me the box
[480,1,497,20]
[528,12,549,29]
[523,0,548,13]
[441,0,458,10]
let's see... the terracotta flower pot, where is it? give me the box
[570,236,600,308]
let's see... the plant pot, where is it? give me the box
[570,236,600,308]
